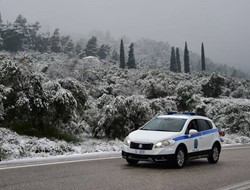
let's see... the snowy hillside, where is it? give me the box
[1,51,250,161]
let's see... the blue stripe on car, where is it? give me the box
[173,128,218,141]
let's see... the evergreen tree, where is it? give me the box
[1,23,23,52]
[50,28,61,53]
[98,44,111,59]
[127,42,136,69]
[15,14,27,27]
[201,42,206,71]
[61,35,74,56]
[170,47,177,72]
[75,42,85,58]
[119,39,125,69]
[0,12,2,25]
[176,47,181,72]
[0,12,3,50]
[184,42,190,73]
[111,49,119,63]
[85,36,98,56]
[0,34,3,50]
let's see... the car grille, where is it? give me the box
[130,142,153,150]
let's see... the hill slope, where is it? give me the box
[0,51,250,160]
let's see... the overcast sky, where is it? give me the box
[0,0,250,71]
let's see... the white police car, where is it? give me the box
[122,112,221,168]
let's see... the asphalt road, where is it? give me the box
[0,145,250,190]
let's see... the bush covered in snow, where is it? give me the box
[0,51,250,162]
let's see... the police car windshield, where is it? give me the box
[141,117,187,132]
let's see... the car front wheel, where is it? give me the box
[174,147,186,168]
[208,144,220,163]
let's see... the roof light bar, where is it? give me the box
[167,111,197,115]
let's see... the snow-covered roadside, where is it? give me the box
[1,127,250,162]
[0,128,122,162]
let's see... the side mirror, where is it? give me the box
[189,129,198,136]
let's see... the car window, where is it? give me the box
[141,118,187,132]
[186,120,199,133]
[206,120,213,129]
[197,119,212,131]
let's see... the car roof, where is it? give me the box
[156,114,210,120]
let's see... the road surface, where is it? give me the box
[0,145,250,190]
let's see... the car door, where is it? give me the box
[185,119,202,153]
[196,119,213,151]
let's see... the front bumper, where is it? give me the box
[122,150,175,162]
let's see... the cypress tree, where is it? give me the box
[0,12,2,25]
[201,42,206,71]
[170,47,177,72]
[127,42,136,69]
[119,39,125,69]
[176,47,181,72]
[0,13,2,50]
[184,42,190,73]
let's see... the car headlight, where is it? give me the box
[124,136,130,146]
[155,139,175,148]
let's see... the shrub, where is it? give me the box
[202,73,225,98]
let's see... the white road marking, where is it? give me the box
[216,180,250,190]
[0,156,121,171]
[222,146,250,150]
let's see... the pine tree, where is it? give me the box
[111,49,119,63]
[50,28,61,53]
[35,32,50,53]
[127,42,136,69]
[98,44,111,60]
[85,36,98,56]
[170,47,177,72]
[15,14,27,27]
[176,47,181,72]
[201,42,206,71]
[119,39,125,69]
[75,42,85,58]
[184,42,190,73]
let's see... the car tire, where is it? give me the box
[126,159,139,165]
[208,144,220,164]
[174,147,186,168]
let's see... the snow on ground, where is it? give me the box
[0,127,249,162]
[0,128,122,161]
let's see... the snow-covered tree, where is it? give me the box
[15,14,27,27]
[111,49,119,63]
[127,42,136,69]
[85,36,98,56]
[98,44,111,60]
[61,35,75,56]
[50,28,61,53]
[202,73,225,98]
[75,41,85,58]
[35,32,50,52]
